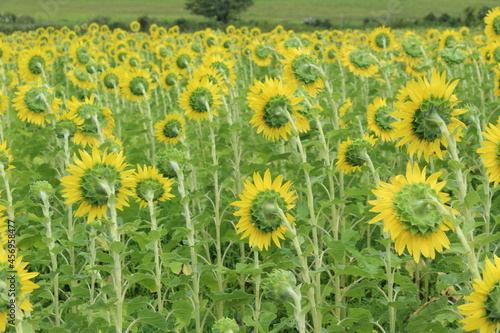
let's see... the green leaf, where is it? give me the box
[335,265,374,278]
[172,300,194,329]
[166,261,183,274]
[448,160,465,171]
[129,273,157,292]
[109,241,125,252]
[208,290,254,307]
[137,309,167,329]
[464,190,480,209]
[300,162,314,173]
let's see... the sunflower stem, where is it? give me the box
[207,103,225,319]
[473,117,492,253]
[175,164,202,332]
[41,195,60,326]
[148,199,163,312]
[108,200,124,333]
[322,74,348,322]
[140,86,156,164]
[225,95,248,325]
[289,287,306,333]
[61,133,77,314]
[276,209,320,331]
[434,116,480,280]
[253,250,261,333]
[363,152,396,333]
[1,164,14,222]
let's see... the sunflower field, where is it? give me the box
[1,7,500,333]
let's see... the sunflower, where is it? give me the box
[0,43,11,64]
[66,95,114,148]
[192,65,229,95]
[17,48,52,83]
[161,68,182,92]
[247,77,305,142]
[67,67,97,90]
[440,47,467,66]
[99,67,124,93]
[0,141,14,175]
[154,114,186,145]
[323,45,338,63]
[250,41,273,67]
[0,250,39,332]
[124,51,143,69]
[369,26,396,52]
[338,97,353,128]
[0,70,19,89]
[68,40,93,67]
[485,42,500,64]
[458,255,500,333]
[335,134,378,173]
[54,111,83,139]
[367,97,399,142]
[439,29,461,50]
[0,201,6,245]
[60,148,135,223]
[131,165,175,208]
[178,77,222,121]
[392,70,468,162]
[130,21,141,32]
[0,91,8,116]
[368,162,456,263]
[202,53,236,85]
[484,7,500,42]
[120,68,156,101]
[173,49,195,75]
[495,67,500,96]
[231,169,298,250]
[399,36,425,67]
[340,45,379,77]
[281,47,324,96]
[12,84,61,126]
[405,62,427,77]
[155,43,174,60]
[477,122,500,187]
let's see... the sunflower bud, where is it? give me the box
[54,118,78,138]
[156,148,185,179]
[211,317,239,333]
[263,269,298,301]
[29,181,55,204]
[440,47,466,65]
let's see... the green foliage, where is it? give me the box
[185,0,254,23]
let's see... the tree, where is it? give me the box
[185,0,254,23]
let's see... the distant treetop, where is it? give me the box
[185,0,254,23]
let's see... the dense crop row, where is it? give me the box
[1,8,500,332]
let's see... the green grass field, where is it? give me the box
[1,0,499,26]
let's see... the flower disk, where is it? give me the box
[155,113,186,145]
[178,77,222,121]
[231,169,297,250]
[131,165,175,208]
[336,134,378,173]
[477,122,500,187]
[368,162,456,263]
[281,48,324,96]
[0,251,39,332]
[247,77,305,142]
[459,255,500,333]
[367,97,399,142]
[60,148,135,223]
[12,84,61,126]
[392,70,468,162]
[485,7,500,42]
